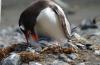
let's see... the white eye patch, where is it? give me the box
[19,25,25,31]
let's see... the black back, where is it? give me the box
[19,0,51,32]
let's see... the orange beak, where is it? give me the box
[25,31,39,44]
[31,34,39,41]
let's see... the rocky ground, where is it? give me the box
[0,20,100,65]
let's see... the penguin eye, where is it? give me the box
[19,25,25,32]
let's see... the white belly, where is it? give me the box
[35,7,67,43]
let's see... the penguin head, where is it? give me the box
[19,20,38,43]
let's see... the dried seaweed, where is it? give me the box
[18,51,41,63]
[0,44,17,60]
[41,45,76,54]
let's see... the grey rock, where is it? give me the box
[0,44,4,48]
[67,53,77,60]
[93,32,100,36]
[38,40,49,48]
[26,47,36,53]
[65,57,73,62]
[58,54,68,62]
[14,43,28,52]
[22,63,28,65]
[77,63,86,65]
[76,44,86,50]
[1,53,21,65]
[80,18,97,30]
[94,50,100,56]
[58,54,73,62]
[71,33,90,47]
[29,42,42,52]
[29,62,42,65]
[0,29,8,36]
[51,60,69,65]
[0,41,5,48]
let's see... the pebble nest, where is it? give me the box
[0,25,100,65]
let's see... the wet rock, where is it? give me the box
[1,53,21,65]
[51,60,69,65]
[67,53,77,60]
[94,50,100,56]
[29,62,42,65]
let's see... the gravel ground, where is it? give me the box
[0,23,100,65]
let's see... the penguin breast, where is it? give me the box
[35,7,67,42]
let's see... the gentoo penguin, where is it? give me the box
[19,0,71,44]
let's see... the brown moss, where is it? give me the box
[41,45,76,54]
[62,48,76,54]
[0,44,17,60]
[18,51,41,63]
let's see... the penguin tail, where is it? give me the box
[50,3,71,39]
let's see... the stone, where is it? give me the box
[51,60,69,65]
[38,40,49,48]
[26,47,35,53]
[22,63,28,65]
[29,42,42,52]
[0,29,8,36]
[71,33,90,44]
[80,18,97,30]
[29,62,42,65]
[67,53,77,60]
[76,44,86,50]
[90,44,100,50]
[1,53,21,65]
[77,63,86,65]
[58,54,68,62]
[58,54,74,63]
[94,50,100,56]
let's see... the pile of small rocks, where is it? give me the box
[0,24,100,65]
